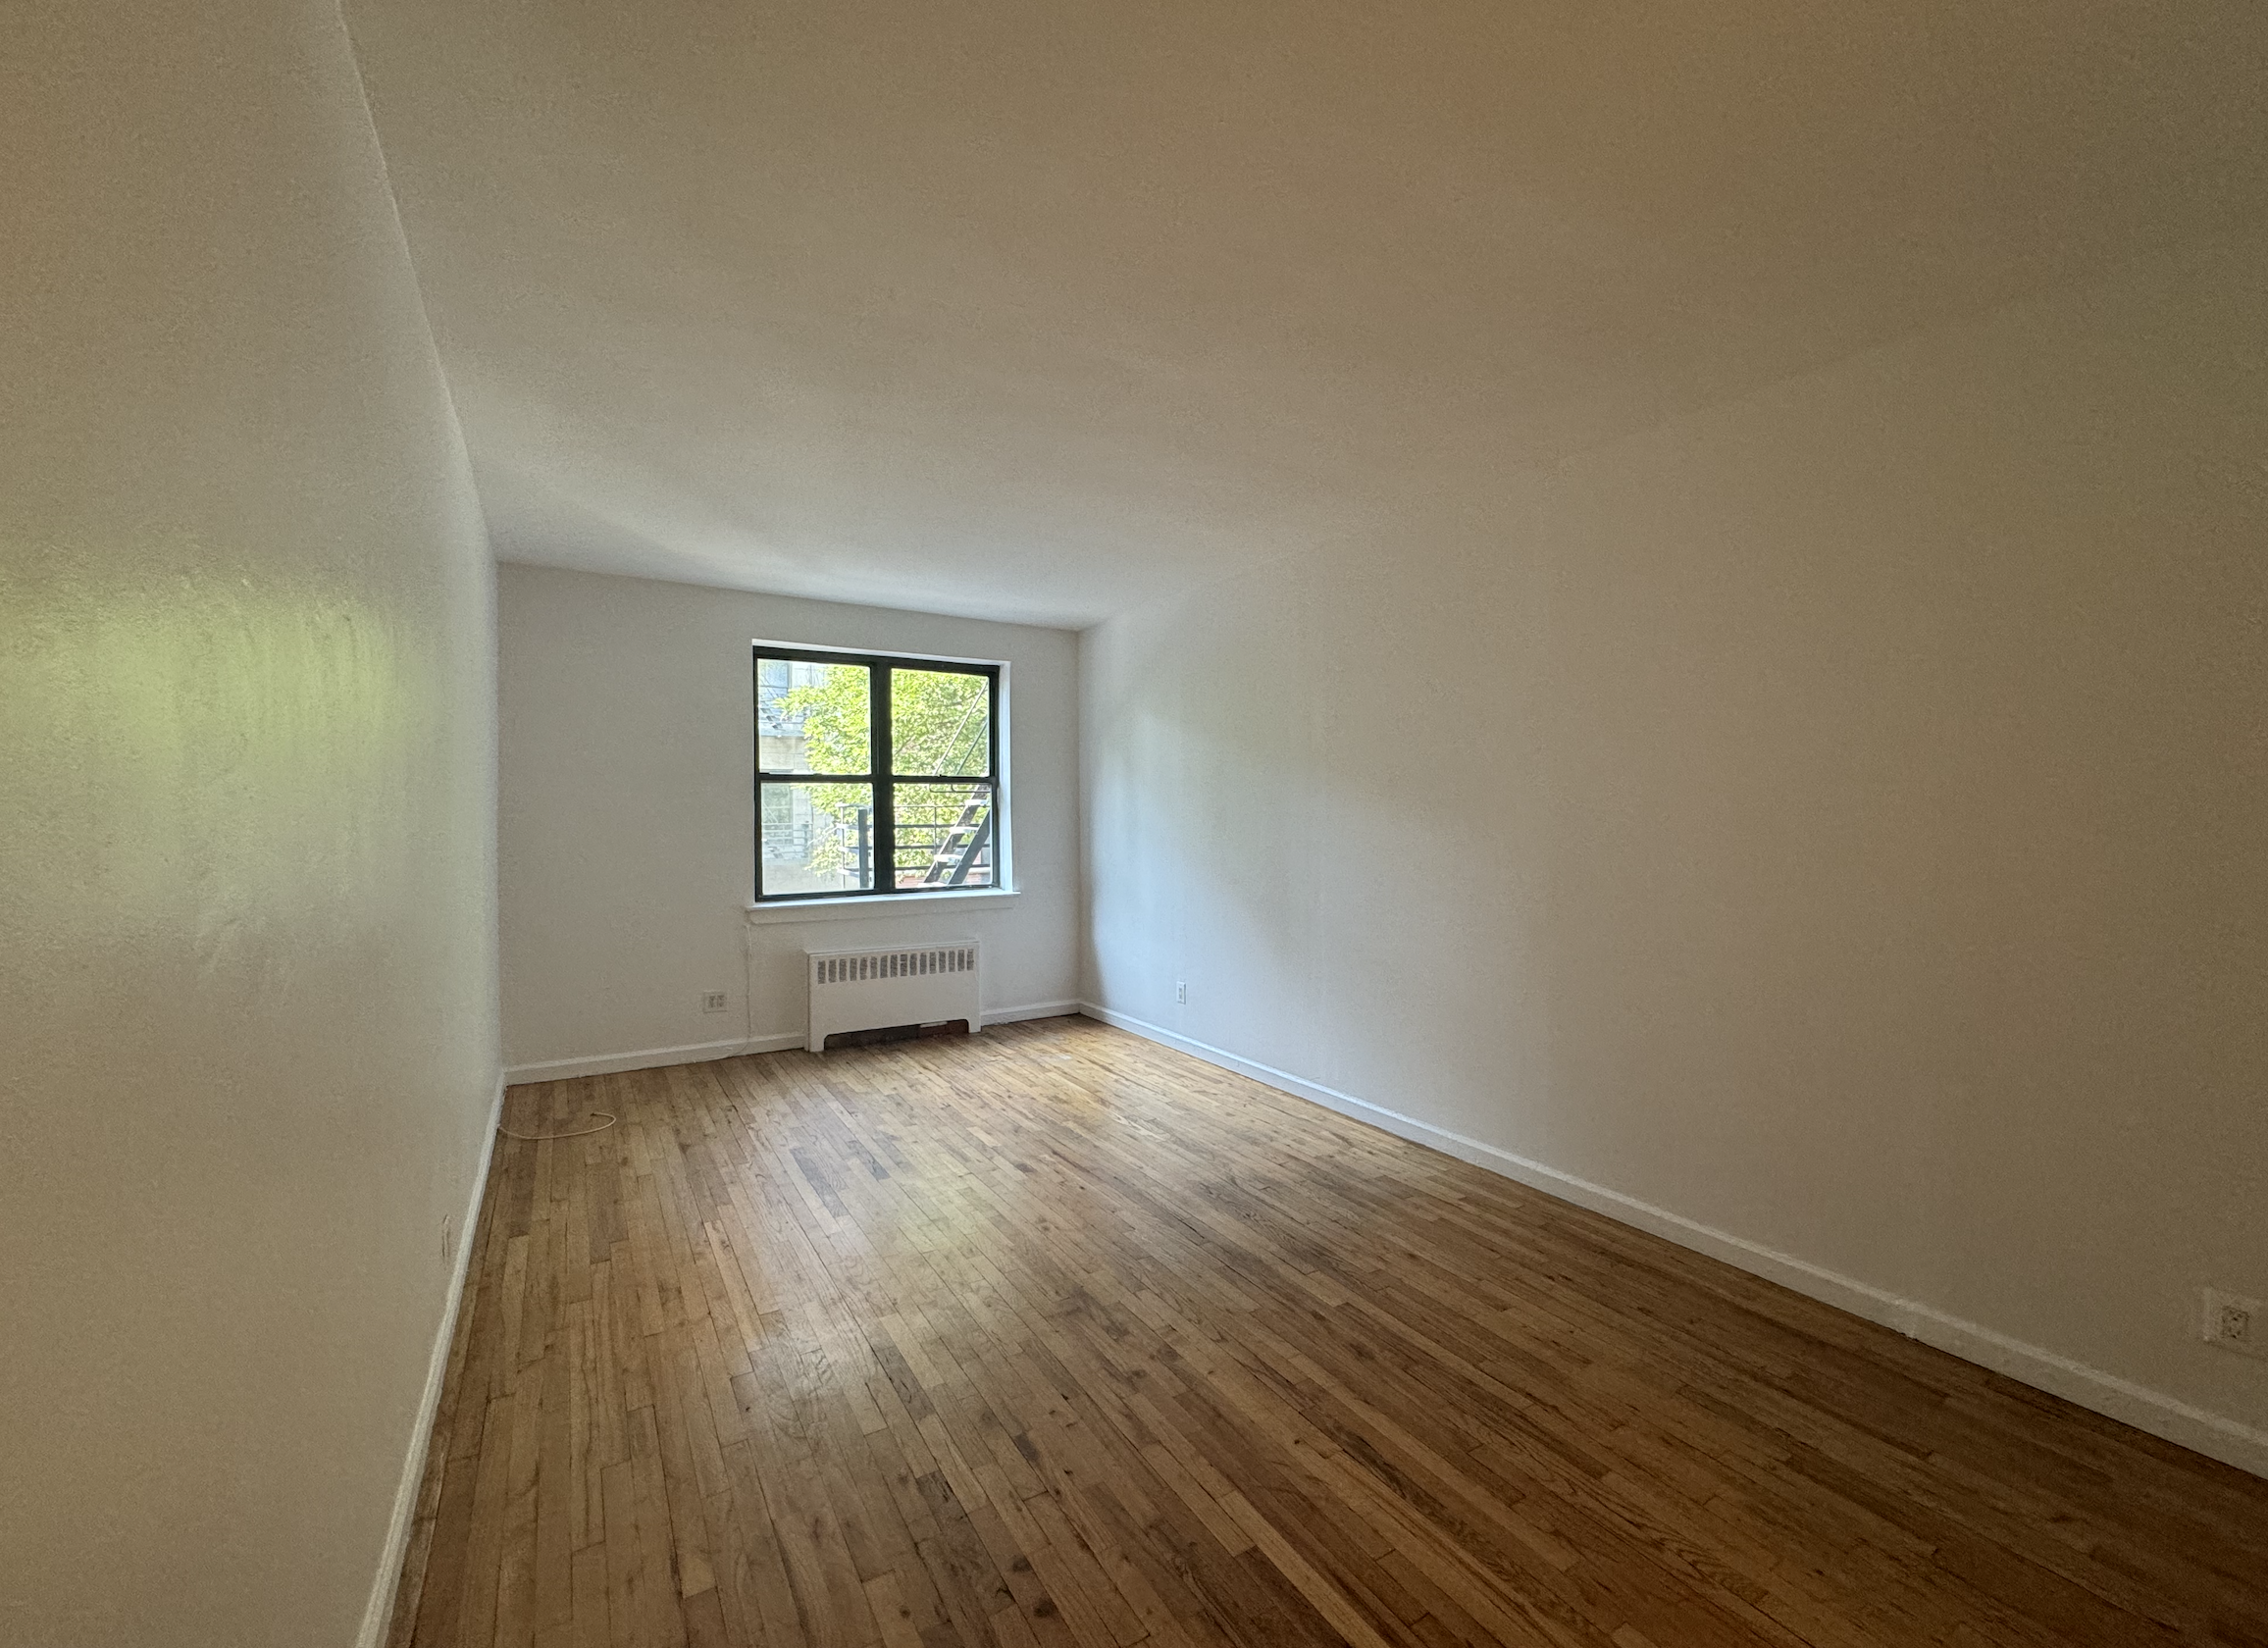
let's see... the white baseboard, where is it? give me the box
[357,1073,507,1648]
[506,1004,1082,1084]
[504,1034,799,1084]
[1078,1004,2268,1481]
[983,999,1082,1026]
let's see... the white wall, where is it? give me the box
[0,3,501,1645]
[1083,238,2268,1472]
[497,564,1079,1075]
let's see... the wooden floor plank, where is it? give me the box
[388,1017,2268,1648]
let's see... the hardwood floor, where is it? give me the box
[387,1016,2268,1648]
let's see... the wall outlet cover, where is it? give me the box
[2202,1288,2266,1359]
[701,992,730,1012]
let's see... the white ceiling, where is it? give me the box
[350,0,2268,628]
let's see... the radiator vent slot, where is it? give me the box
[807,940,981,1052]
[813,947,976,986]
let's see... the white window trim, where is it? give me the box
[745,888,1021,925]
[751,641,1013,903]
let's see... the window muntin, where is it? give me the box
[754,646,1001,901]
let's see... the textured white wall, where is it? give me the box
[496,564,1079,1074]
[0,3,501,1644]
[1083,239,2268,1470]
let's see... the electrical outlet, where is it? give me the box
[1175,981,1187,1004]
[440,1214,456,1272]
[701,991,729,1013]
[2202,1288,2266,1359]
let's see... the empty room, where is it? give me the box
[6,1,2267,1645]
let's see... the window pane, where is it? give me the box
[760,782,875,894]
[892,783,994,888]
[757,657,870,773]
[890,669,989,776]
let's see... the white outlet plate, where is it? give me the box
[2202,1288,2266,1359]
[1175,981,1187,1004]
[701,992,729,1012]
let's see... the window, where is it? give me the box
[753,644,1002,901]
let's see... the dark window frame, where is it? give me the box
[753,644,1004,902]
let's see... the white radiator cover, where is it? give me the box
[806,940,981,1053]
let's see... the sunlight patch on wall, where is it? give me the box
[1,546,437,952]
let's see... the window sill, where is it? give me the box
[745,889,1021,924]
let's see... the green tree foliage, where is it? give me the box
[782,664,988,776]
[779,666,992,882]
